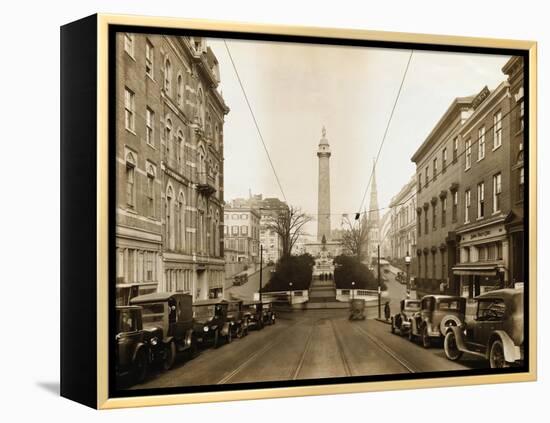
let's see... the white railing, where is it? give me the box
[254,290,309,304]
[335,289,388,303]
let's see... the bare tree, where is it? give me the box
[340,215,369,261]
[265,205,312,259]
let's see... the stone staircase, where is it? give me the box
[306,277,349,309]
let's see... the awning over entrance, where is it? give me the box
[452,265,499,276]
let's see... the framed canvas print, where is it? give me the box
[60,14,537,409]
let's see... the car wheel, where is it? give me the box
[163,341,176,370]
[213,330,220,349]
[133,349,148,384]
[489,339,510,369]
[408,322,416,342]
[227,328,233,344]
[390,318,395,334]
[444,331,463,361]
[272,316,276,325]
[421,326,431,349]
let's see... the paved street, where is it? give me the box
[131,309,487,390]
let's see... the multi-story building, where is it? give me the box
[388,175,417,275]
[223,207,261,265]
[502,57,525,288]
[411,94,476,297]
[115,33,229,301]
[229,194,288,263]
[412,60,525,298]
[453,79,519,297]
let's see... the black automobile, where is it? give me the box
[261,302,276,325]
[390,299,421,335]
[192,299,232,348]
[115,306,149,384]
[130,292,196,370]
[227,300,249,338]
[242,300,265,330]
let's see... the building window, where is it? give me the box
[166,187,174,250]
[433,158,438,181]
[178,193,185,251]
[425,166,429,187]
[418,173,422,192]
[164,58,172,95]
[442,197,447,227]
[465,139,472,170]
[145,40,154,77]
[478,126,486,160]
[124,33,134,57]
[126,154,136,208]
[464,189,471,223]
[146,107,154,146]
[452,191,458,222]
[176,130,184,170]
[519,167,525,201]
[424,211,428,235]
[493,173,502,213]
[477,182,485,219]
[145,252,154,281]
[453,137,458,163]
[146,166,155,218]
[241,225,248,235]
[177,74,184,106]
[494,111,502,149]
[124,87,135,131]
[417,214,421,237]
[232,225,238,235]
[442,148,447,171]
[519,100,524,131]
[164,118,172,159]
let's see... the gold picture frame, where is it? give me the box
[60,13,537,409]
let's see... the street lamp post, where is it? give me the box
[405,251,411,297]
[351,281,355,300]
[259,244,263,302]
[377,245,381,319]
[288,282,293,306]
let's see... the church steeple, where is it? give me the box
[367,159,380,260]
[368,159,379,222]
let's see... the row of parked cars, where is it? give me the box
[389,288,524,369]
[116,293,276,385]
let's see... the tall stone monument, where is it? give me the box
[317,126,332,242]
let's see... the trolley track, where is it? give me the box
[352,323,418,373]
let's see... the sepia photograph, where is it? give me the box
[112,28,528,394]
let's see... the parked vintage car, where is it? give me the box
[130,292,195,370]
[390,299,421,335]
[349,298,366,320]
[115,282,158,306]
[261,301,276,325]
[242,300,265,330]
[192,299,232,348]
[227,300,249,338]
[115,306,149,384]
[408,295,466,348]
[443,288,524,368]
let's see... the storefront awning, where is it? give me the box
[452,266,499,276]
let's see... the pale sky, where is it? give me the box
[207,37,511,240]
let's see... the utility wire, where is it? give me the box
[357,50,414,214]
[300,100,522,218]
[223,39,287,203]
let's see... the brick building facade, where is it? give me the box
[411,57,525,298]
[116,33,229,301]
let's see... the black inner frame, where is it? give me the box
[108,23,530,399]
